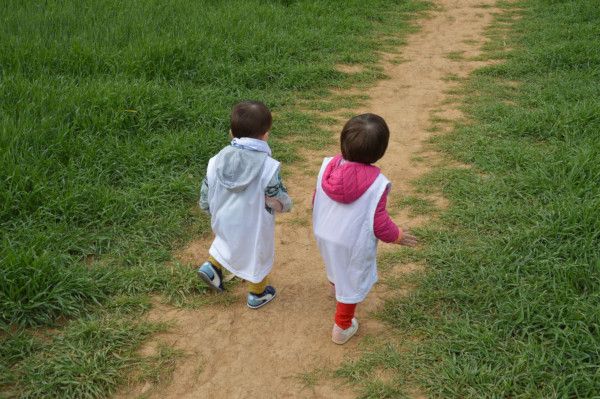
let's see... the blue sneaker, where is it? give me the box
[197,261,224,293]
[247,286,276,309]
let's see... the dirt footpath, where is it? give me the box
[116,0,498,397]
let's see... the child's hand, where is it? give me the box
[265,196,284,213]
[395,231,418,247]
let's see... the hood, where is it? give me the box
[321,154,380,204]
[214,145,267,192]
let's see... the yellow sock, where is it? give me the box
[248,276,269,295]
[207,255,223,270]
[208,256,268,294]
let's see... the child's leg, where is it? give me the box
[248,275,269,295]
[332,301,359,344]
[335,302,357,329]
[208,257,268,294]
[207,255,223,271]
[331,302,358,345]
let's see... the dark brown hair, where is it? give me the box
[230,100,272,138]
[340,113,390,164]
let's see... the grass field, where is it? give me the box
[0,0,429,397]
[342,0,600,397]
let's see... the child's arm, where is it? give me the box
[374,187,400,242]
[375,186,417,246]
[199,177,210,214]
[265,168,292,213]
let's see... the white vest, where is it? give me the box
[207,155,280,283]
[313,157,389,303]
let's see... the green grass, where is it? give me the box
[0,0,429,329]
[337,340,413,398]
[343,0,600,397]
[445,50,466,61]
[393,195,438,217]
[303,93,372,112]
[0,0,431,397]
[1,316,168,398]
[133,342,184,387]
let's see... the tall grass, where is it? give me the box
[353,0,600,397]
[0,0,428,328]
[1,0,430,396]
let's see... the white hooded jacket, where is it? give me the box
[206,139,281,283]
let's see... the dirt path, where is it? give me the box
[117,1,497,397]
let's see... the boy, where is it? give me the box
[198,101,292,309]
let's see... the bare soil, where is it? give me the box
[115,0,498,397]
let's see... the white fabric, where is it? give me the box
[313,157,390,303]
[207,155,280,283]
[231,137,272,156]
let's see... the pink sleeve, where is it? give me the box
[374,187,402,243]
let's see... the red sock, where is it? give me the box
[335,302,357,329]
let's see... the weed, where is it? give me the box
[446,51,466,61]
[294,367,331,390]
[135,343,184,386]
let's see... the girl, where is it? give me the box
[312,113,417,344]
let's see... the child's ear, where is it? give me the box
[262,131,270,141]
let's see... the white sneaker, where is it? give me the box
[332,318,358,345]
[197,261,224,293]
[247,286,277,309]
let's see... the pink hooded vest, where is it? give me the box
[319,155,401,243]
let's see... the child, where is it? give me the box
[198,101,292,309]
[312,113,417,344]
